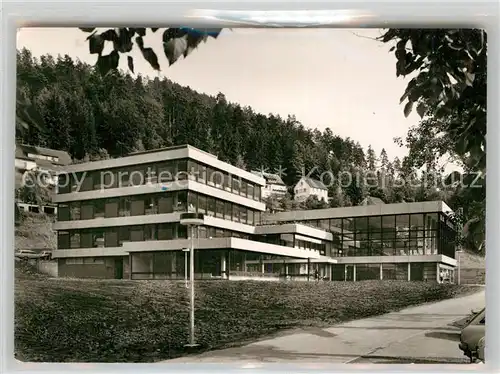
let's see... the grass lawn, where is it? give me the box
[15,266,480,363]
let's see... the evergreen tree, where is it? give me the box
[15,48,474,223]
[379,148,389,171]
[366,145,378,171]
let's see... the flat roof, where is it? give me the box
[58,145,265,186]
[264,201,453,222]
[127,144,216,159]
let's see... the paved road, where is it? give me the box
[166,289,485,364]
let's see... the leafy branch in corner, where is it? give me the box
[381,28,487,252]
[80,27,223,75]
[379,28,486,173]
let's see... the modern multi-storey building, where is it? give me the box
[52,145,335,280]
[52,145,458,283]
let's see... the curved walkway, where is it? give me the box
[165,289,485,364]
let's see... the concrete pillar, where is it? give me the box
[380,263,383,280]
[436,263,440,283]
[353,264,356,282]
[171,252,176,274]
[407,262,411,281]
[261,262,265,274]
[307,258,311,281]
[129,253,132,280]
[221,253,227,279]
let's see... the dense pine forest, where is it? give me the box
[16,48,477,218]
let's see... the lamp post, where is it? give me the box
[404,240,411,282]
[188,225,196,347]
[182,248,190,288]
[180,212,204,349]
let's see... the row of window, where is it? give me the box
[293,213,456,258]
[335,242,440,257]
[330,227,454,258]
[57,158,262,202]
[297,213,445,234]
[336,229,434,241]
[57,224,252,250]
[331,262,438,281]
[57,226,450,258]
[58,191,263,226]
[130,249,271,278]
[65,257,105,265]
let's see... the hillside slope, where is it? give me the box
[460,251,485,269]
[15,213,56,251]
[15,278,479,362]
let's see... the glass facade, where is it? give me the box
[382,263,408,280]
[57,158,262,202]
[291,212,456,259]
[57,223,254,249]
[331,262,446,282]
[130,249,330,280]
[57,191,262,226]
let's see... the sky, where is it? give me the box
[17,27,423,164]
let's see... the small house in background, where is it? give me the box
[251,171,288,199]
[15,144,72,187]
[15,144,72,216]
[293,177,328,203]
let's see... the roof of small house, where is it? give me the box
[299,177,327,190]
[360,196,386,206]
[15,144,72,166]
[251,171,286,186]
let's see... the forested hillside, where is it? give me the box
[16,48,464,210]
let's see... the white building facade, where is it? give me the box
[293,177,328,202]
